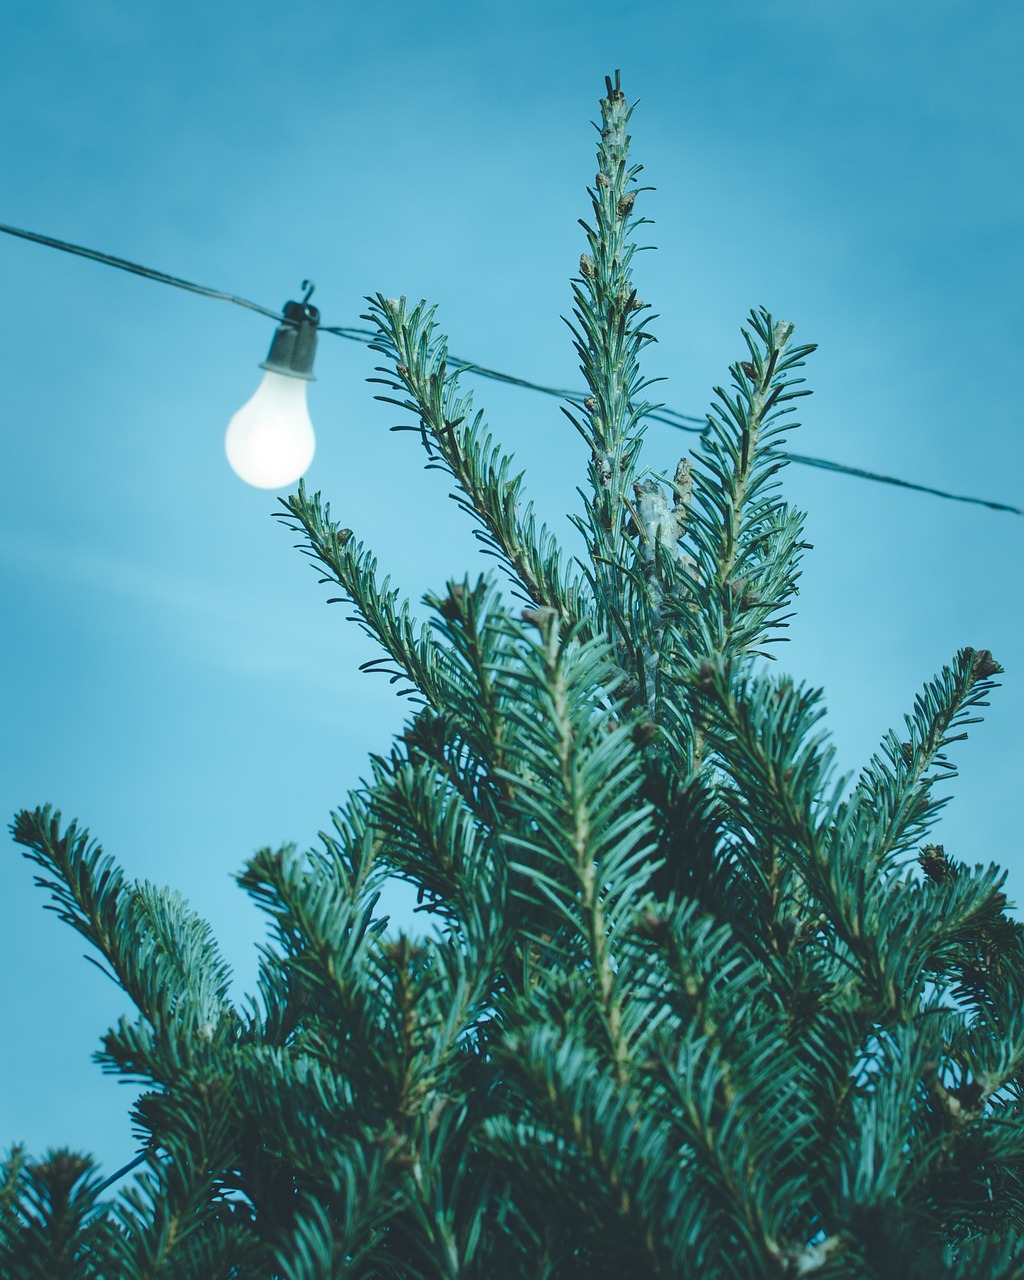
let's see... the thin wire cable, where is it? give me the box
[0,221,283,320]
[1,220,1019,515]
[94,1151,147,1195]
[784,452,1023,517]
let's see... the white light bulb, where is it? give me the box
[225,370,316,489]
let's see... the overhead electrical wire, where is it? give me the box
[1,220,1019,517]
[94,1152,147,1195]
[0,221,284,321]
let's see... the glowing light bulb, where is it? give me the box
[226,285,320,489]
[225,370,315,489]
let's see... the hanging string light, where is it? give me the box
[225,282,320,488]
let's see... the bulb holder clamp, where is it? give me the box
[261,298,320,381]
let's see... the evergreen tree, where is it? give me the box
[5,72,1024,1278]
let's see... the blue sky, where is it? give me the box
[1,0,1021,1180]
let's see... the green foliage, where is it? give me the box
[0,1149,116,1279]
[6,69,1024,1277]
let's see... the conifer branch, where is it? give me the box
[498,616,657,1075]
[365,294,587,622]
[565,72,671,713]
[237,843,388,1080]
[9,808,236,1060]
[629,903,820,1266]
[703,666,1011,1021]
[845,646,1004,868]
[276,481,447,706]
[676,309,815,673]
[491,1026,678,1274]
[0,1150,117,1278]
[107,1131,265,1279]
[569,72,661,561]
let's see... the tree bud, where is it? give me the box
[439,586,464,620]
[919,844,955,883]
[970,649,1003,680]
[521,607,558,632]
